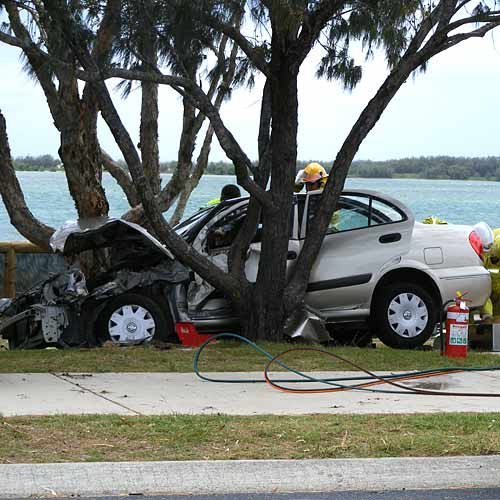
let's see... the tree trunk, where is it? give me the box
[122,95,197,227]
[139,0,161,195]
[58,78,109,218]
[242,41,299,341]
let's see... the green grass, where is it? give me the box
[1,413,499,463]
[1,340,500,373]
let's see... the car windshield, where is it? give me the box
[174,207,214,241]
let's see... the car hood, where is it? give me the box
[50,218,175,261]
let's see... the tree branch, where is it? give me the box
[446,11,500,34]
[41,0,251,300]
[3,1,64,129]
[0,109,54,249]
[77,66,272,208]
[169,123,215,226]
[205,15,269,76]
[296,0,346,63]
[82,0,122,109]
[101,150,139,207]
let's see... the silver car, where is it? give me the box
[0,189,491,350]
[172,189,491,348]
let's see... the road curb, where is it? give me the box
[1,455,499,497]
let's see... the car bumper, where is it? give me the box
[433,266,491,309]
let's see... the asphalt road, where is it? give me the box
[12,490,500,500]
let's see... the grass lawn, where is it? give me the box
[1,340,500,373]
[1,413,499,463]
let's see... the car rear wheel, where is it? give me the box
[372,282,438,349]
[98,293,173,345]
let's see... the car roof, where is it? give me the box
[216,190,411,217]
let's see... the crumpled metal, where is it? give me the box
[50,217,174,260]
[284,304,331,343]
[41,270,88,304]
[187,253,228,310]
[90,260,190,300]
[0,298,12,316]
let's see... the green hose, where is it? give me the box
[193,332,500,396]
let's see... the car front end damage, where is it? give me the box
[0,218,190,349]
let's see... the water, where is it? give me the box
[1,172,500,241]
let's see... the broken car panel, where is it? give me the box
[0,218,189,349]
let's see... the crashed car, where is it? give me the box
[0,189,493,349]
[0,219,190,349]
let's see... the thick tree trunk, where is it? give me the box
[139,0,161,195]
[242,42,299,341]
[58,78,109,218]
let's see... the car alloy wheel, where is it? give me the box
[373,281,438,349]
[108,304,156,344]
[387,293,429,338]
[98,292,173,345]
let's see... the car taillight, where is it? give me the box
[469,230,483,259]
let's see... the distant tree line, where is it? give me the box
[14,154,500,181]
[347,156,500,180]
[13,154,61,171]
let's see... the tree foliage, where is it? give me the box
[0,0,245,237]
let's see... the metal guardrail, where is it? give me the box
[0,241,46,298]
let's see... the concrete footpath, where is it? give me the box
[2,371,500,497]
[1,370,500,416]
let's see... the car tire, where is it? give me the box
[7,322,46,350]
[326,325,373,347]
[372,282,438,349]
[98,293,174,345]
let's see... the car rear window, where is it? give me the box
[370,199,404,224]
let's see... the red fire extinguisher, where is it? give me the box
[444,292,469,358]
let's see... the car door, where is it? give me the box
[302,191,414,317]
[190,198,300,283]
[244,196,301,283]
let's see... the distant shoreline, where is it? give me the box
[12,154,500,182]
[13,168,499,182]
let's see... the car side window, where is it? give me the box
[306,194,405,236]
[206,207,247,251]
[206,200,298,252]
[306,195,371,235]
[370,199,404,225]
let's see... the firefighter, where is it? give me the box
[422,217,499,318]
[422,216,448,225]
[294,162,342,230]
[294,162,329,192]
[207,184,242,206]
[482,228,500,317]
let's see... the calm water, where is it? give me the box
[2,172,500,241]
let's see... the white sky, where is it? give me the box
[1,29,500,162]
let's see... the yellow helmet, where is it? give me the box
[303,162,328,187]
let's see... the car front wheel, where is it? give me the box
[372,282,438,349]
[98,293,173,345]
